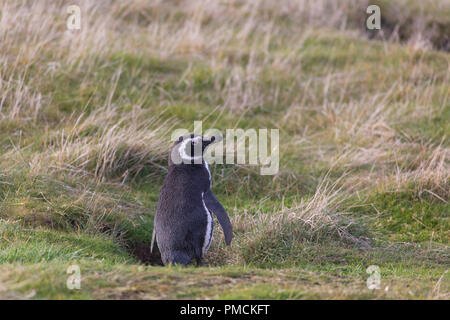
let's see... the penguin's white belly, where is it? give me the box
[201,192,213,256]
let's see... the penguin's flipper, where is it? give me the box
[204,190,233,245]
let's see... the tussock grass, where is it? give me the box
[0,0,448,299]
[206,172,372,267]
[0,172,151,241]
[370,0,450,51]
[44,104,174,181]
[0,219,132,264]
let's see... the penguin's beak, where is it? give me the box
[204,135,222,147]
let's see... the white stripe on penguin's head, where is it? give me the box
[178,135,203,163]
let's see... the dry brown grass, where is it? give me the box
[0,0,447,255]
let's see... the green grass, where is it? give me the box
[367,192,449,243]
[0,0,449,299]
[1,260,447,299]
[0,221,132,264]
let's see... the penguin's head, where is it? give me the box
[169,133,222,166]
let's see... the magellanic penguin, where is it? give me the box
[152,134,233,266]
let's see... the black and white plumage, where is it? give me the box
[152,134,233,266]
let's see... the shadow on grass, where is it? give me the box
[127,240,164,266]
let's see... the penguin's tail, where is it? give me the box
[150,227,156,254]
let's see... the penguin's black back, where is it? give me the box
[155,163,211,265]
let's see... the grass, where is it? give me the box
[367,192,449,243]
[0,0,448,299]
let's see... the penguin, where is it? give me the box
[151,133,233,266]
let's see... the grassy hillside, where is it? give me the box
[0,0,448,299]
